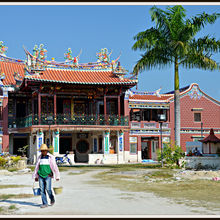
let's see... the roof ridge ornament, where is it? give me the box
[0,65,5,82]
[96,48,111,63]
[131,87,162,97]
[64,48,82,67]
[13,71,23,88]
[0,41,8,56]
[24,44,47,74]
[188,84,202,100]
[24,45,121,71]
[113,61,128,79]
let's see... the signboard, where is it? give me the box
[105,136,109,152]
[119,135,123,152]
[38,137,42,151]
[162,137,170,143]
[129,137,137,143]
[77,133,88,139]
[54,137,58,153]
[60,133,72,137]
[14,133,28,137]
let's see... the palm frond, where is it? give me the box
[150,6,170,37]
[189,12,220,35]
[180,51,220,71]
[190,36,220,54]
[132,48,173,75]
[132,28,162,51]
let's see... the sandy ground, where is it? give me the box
[0,168,220,217]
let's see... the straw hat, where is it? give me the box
[40,144,53,151]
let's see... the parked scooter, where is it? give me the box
[55,151,73,166]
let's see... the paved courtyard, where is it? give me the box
[0,168,219,217]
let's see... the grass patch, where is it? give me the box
[0,185,28,189]
[8,205,17,210]
[59,163,160,171]
[27,166,35,172]
[87,167,220,212]
[67,170,92,175]
[0,205,19,214]
[0,194,34,200]
[7,168,19,172]
[146,170,174,179]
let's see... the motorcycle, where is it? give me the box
[55,151,73,166]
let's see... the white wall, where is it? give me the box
[184,156,220,169]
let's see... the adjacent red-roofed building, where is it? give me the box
[126,83,220,162]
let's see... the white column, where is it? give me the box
[103,130,110,154]
[117,130,124,163]
[36,130,44,158]
[53,130,60,156]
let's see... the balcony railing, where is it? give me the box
[8,114,129,128]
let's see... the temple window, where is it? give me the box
[129,137,137,154]
[194,112,201,122]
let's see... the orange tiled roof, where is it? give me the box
[0,61,136,86]
[0,61,25,86]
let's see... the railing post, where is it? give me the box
[32,98,34,126]
[104,95,107,124]
[38,93,41,125]
[118,95,121,125]
[54,94,57,125]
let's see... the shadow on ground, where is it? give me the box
[0,200,40,207]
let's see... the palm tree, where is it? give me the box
[132,5,220,147]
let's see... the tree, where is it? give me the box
[157,142,185,168]
[132,5,220,146]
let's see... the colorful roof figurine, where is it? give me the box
[113,62,128,78]
[0,41,8,56]
[64,48,82,67]
[96,48,112,63]
[0,43,137,87]
[199,129,220,143]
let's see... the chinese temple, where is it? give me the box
[0,42,137,164]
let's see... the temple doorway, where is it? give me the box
[141,138,152,159]
[75,140,89,163]
[60,137,72,154]
[13,138,28,156]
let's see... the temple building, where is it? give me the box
[0,43,137,164]
[127,83,220,162]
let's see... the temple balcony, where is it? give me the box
[8,113,129,128]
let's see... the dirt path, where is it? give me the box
[0,169,218,216]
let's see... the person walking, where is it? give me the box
[33,144,60,208]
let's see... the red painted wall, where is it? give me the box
[170,92,220,151]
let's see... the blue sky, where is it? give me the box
[0,3,220,101]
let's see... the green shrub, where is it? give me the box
[0,157,7,167]
[11,156,21,164]
[157,142,185,168]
